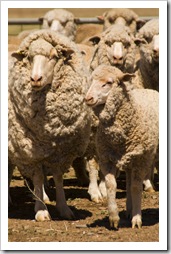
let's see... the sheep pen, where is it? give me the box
[8,8,160,243]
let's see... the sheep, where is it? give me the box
[90,24,137,73]
[42,9,77,41]
[135,18,159,91]
[98,8,139,34]
[8,29,92,221]
[85,65,159,229]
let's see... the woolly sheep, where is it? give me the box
[135,18,159,91]
[8,29,92,221]
[90,24,137,73]
[98,8,139,34]
[85,65,159,229]
[42,9,77,41]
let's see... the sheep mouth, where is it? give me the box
[32,85,45,91]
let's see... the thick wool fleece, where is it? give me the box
[8,30,92,178]
[90,24,136,73]
[95,78,159,178]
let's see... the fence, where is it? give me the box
[8,16,158,35]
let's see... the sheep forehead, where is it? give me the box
[92,65,122,80]
[29,38,53,57]
[45,9,74,22]
[103,25,131,42]
[138,19,159,38]
[104,8,138,21]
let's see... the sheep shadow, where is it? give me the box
[87,208,159,230]
[8,185,92,220]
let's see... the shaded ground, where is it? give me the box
[8,168,159,242]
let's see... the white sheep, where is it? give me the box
[135,18,159,91]
[98,8,139,34]
[8,29,92,221]
[90,24,137,73]
[42,9,77,41]
[85,65,159,229]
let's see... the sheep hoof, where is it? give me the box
[131,215,142,229]
[56,205,75,220]
[88,189,103,203]
[144,187,155,193]
[35,210,51,221]
[109,215,120,230]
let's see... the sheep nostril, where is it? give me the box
[30,76,42,82]
[113,56,123,61]
[85,96,93,103]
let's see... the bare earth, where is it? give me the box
[8,168,159,242]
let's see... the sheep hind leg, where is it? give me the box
[131,171,143,229]
[87,158,103,203]
[52,171,75,220]
[32,169,51,222]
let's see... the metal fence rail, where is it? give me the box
[8,16,158,25]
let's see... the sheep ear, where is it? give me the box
[62,48,75,61]
[11,51,26,61]
[134,38,147,46]
[50,48,58,59]
[136,19,147,30]
[89,35,101,46]
[97,15,104,21]
[119,73,135,82]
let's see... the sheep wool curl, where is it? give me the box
[42,9,77,41]
[90,24,136,73]
[85,65,159,229]
[101,8,139,33]
[8,29,92,220]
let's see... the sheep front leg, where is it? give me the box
[101,163,119,229]
[105,172,119,229]
[32,169,51,222]
[53,171,75,220]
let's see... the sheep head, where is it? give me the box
[12,37,75,91]
[85,65,134,107]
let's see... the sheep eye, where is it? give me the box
[106,81,113,85]
[105,41,112,47]
[61,21,67,26]
[48,20,52,26]
[109,17,114,23]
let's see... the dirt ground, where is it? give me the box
[8,7,159,245]
[8,168,159,243]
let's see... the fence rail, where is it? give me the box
[8,16,158,25]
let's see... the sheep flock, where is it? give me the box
[8,8,159,229]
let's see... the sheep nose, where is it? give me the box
[30,75,42,82]
[84,96,94,105]
[113,56,123,61]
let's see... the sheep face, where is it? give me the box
[29,48,57,91]
[85,76,113,107]
[104,40,130,67]
[151,34,159,62]
[85,66,134,107]
[30,53,57,91]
